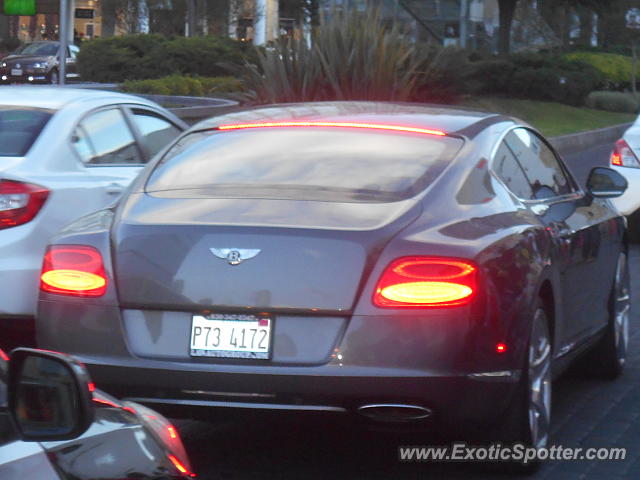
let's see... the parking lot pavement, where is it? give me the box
[172,244,640,479]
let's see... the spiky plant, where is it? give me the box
[241,8,438,103]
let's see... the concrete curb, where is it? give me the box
[549,122,632,155]
[137,94,240,121]
[65,84,241,122]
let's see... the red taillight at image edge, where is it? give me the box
[40,245,108,297]
[373,256,477,308]
[610,139,640,168]
[0,179,49,230]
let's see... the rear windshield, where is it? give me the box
[0,107,53,156]
[146,128,463,203]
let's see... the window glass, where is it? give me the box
[72,109,142,165]
[15,42,58,56]
[147,128,464,203]
[505,128,571,199]
[0,107,52,156]
[494,140,533,199]
[131,110,181,159]
[69,45,79,58]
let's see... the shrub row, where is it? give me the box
[465,53,605,106]
[565,51,639,86]
[585,91,639,113]
[77,34,254,83]
[121,74,245,96]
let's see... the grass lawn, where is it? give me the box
[458,97,636,137]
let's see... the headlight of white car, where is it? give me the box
[32,63,46,69]
[1,62,6,68]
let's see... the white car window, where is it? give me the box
[72,109,143,166]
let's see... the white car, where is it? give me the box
[0,86,186,325]
[610,120,640,217]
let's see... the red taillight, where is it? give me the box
[0,349,8,361]
[496,342,508,354]
[0,180,49,230]
[168,454,196,477]
[373,257,477,308]
[610,139,640,168]
[217,121,447,137]
[40,245,107,297]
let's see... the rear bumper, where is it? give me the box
[610,165,640,216]
[79,357,520,430]
[37,299,525,430]
[0,222,45,317]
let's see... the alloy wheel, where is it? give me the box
[528,309,552,449]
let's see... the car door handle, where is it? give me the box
[106,183,125,195]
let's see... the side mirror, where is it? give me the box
[8,348,94,441]
[586,167,628,198]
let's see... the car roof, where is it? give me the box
[193,101,512,137]
[0,86,154,110]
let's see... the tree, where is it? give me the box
[498,0,519,56]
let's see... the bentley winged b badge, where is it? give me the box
[210,248,261,266]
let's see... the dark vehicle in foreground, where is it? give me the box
[37,102,630,451]
[0,42,79,84]
[0,348,195,478]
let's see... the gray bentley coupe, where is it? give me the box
[36,102,630,451]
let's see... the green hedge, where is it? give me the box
[585,91,640,113]
[466,53,604,106]
[565,52,639,85]
[77,34,254,83]
[121,75,245,96]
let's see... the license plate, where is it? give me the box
[11,69,22,76]
[190,313,272,359]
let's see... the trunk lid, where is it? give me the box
[113,194,422,312]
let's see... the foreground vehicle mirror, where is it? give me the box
[8,348,94,441]
[586,167,628,198]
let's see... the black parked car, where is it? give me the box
[0,42,79,84]
[0,348,195,479]
[37,102,630,452]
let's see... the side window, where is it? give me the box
[505,128,572,199]
[130,109,182,159]
[493,140,533,199]
[69,45,79,58]
[71,109,143,165]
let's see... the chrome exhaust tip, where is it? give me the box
[358,404,432,422]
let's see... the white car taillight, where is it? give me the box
[0,179,49,230]
[610,139,640,168]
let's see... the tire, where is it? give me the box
[628,210,640,244]
[510,305,552,447]
[48,68,59,85]
[589,251,630,379]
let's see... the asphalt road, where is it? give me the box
[172,142,640,479]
